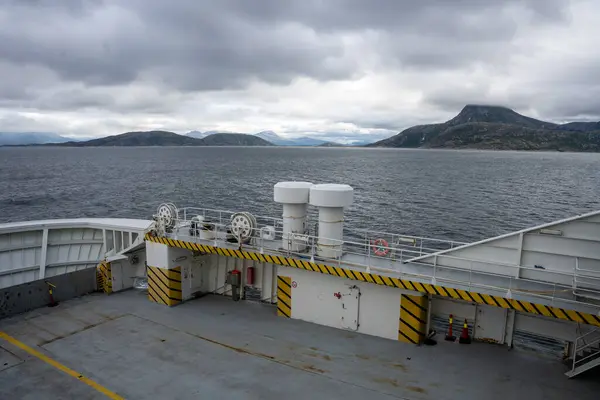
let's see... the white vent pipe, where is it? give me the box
[274,182,313,251]
[309,184,354,258]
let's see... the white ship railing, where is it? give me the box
[161,207,600,311]
[179,206,464,256]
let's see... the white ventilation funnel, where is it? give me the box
[274,181,313,251]
[309,184,354,258]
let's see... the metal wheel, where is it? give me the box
[156,203,178,230]
[230,212,255,240]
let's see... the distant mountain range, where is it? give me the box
[186,130,335,146]
[369,105,600,151]
[1,128,377,147]
[185,130,213,139]
[253,131,333,146]
[5,107,599,151]
[0,132,76,146]
[57,131,273,147]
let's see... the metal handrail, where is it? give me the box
[164,208,600,293]
[176,206,461,252]
[577,336,600,354]
[573,329,600,370]
[575,328,600,345]
[410,253,600,282]
[159,209,600,310]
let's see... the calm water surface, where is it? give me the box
[0,147,598,243]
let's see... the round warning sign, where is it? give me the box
[291,281,298,288]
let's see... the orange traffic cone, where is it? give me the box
[459,318,471,344]
[445,314,456,342]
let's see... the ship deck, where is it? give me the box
[1,291,599,400]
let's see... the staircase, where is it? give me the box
[566,328,600,378]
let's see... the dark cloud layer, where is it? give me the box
[0,0,597,135]
[0,1,569,89]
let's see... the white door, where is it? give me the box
[187,256,206,299]
[110,261,123,292]
[340,285,360,330]
[475,304,507,343]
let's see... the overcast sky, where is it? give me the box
[0,0,598,141]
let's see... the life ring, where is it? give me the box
[371,238,390,257]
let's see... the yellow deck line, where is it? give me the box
[0,331,124,400]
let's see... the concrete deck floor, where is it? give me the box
[1,291,599,400]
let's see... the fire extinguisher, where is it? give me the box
[45,281,57,307]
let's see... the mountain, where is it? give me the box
[201,133,273,146]
[557,122,600,132]
[27,131,275,147]
[445,104,557,129]
[318,142,347,147]
[0,132,73,145]
[254,131,330,146]
[346,139,379,146]
[290,136,330,146]
[185,130,211,139]
[52,131,203,147]
[255,131,285,143]
[368,105,600,151]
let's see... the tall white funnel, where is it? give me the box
[274,181,313,251]
[309,184,354,259]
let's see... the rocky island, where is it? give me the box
[44,131,274,147]
[368,105,600,152]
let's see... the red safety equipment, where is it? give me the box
[46,281,57,307]
[246,266,255,285]
[371,238,390,256]
[445,314,456,342]
[459,319,471,344]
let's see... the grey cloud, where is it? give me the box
[0,0,596,126]
[0,0,570,93]
[315,131,393,143]
[422,83,529,114]
[528,87,600,120]
[214,0,568,34]
[0,0,351,93]
[0,113,63,133]
[336,120,404,132]
[337,111,450,132]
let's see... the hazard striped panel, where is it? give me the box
[147,265,182,306]
[96,261,112,294]
[144,234,600,327]
[399,294,428,344]
[277,275,292,318]
[96,268,103,291]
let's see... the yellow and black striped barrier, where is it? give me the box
[399,294,428,344]
[96,261,112,294]
[277,276,292,318]
[145,234,600,327]
[147,265,182,306]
